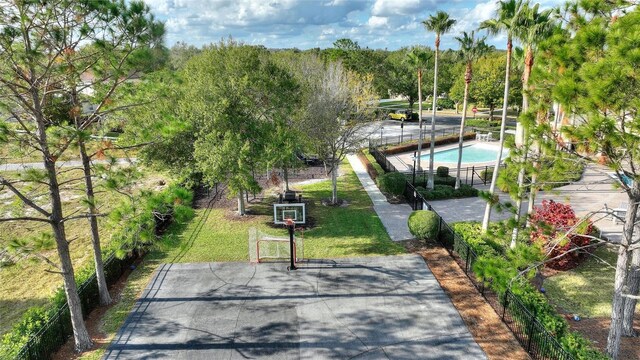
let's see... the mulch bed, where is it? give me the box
[402,239,531,360]
[563,315,640,360]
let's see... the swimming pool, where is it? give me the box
[609,172,635,186]
[420,143,508,164]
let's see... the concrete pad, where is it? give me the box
[104,255,486,360]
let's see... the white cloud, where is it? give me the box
[367,16,388,28]
[371,0,436,16]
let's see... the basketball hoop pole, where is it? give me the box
[285,219,297,270]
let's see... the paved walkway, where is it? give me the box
[428,164,626,242]
[105,255,486,360]
[347,154,414,241]
[0,158,135,172]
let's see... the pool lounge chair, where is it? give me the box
[605,202,628,224]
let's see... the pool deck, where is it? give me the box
[389,140,504,172]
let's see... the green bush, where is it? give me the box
[0,185,195,360]
[434,175,456,187]
[436,166,449,177]
[452,221,606,359]
[408,210,440,240]
[376,172,406,196]
[418,184,478,201]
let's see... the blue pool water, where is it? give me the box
[420,144,507,164]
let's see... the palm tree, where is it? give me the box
[453,31,489,190]
[407,48,430,174]
[423,11,456,189]
[511,1,556,245]
[480,0,525,232]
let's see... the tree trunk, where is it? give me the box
[482,38,512,233]
[283,166,290,192]
[331,161,338,205]
[79,140,111,306]
[427,39,440,190]
[622,243,640,337]
[511,46,534,246]
[45,156,93,351]
[237,190,246,216]
[489,104,495,121]
[32,86,92,351]
[455,102,460,114]
[607,200,638,359]
[455,63,472,190]
[524,47,539,216]
[416,69,424,172]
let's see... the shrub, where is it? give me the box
[408,210,440,240]
[479,168,493,182]
[376,172,406,197]
[357,150,379,180]
[419,184,478,201]
[437,98,455,109]
[529,200,593,270]
[434,175,456,187]
[436,166,449,177]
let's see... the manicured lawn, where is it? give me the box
[545,245,639,318]
[77,162,404,359]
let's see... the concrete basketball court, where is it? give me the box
[104,255,486,359]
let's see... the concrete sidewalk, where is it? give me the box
[347,154,414,241]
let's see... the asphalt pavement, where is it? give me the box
[104,255,486,360]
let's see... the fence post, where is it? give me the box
[465,246,470,274]
[471,166,475,187]
[526,312,536,353]
[502,290,509,321]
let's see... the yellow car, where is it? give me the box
[388,109,412,121]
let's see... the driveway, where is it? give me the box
[104,255,486,359]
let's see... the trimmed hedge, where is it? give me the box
[408,210,440,240]
[416,184,478,200]
[357,150,379,181]
[436,166,449,177]
[376,172,406,196]
[384,133,476,155]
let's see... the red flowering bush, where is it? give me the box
[529,200,594,270]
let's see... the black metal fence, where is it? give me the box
[369,126,465,148]
[369,146,504,187]
[15,253,137,360]
[402,181,573,360]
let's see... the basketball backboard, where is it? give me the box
[273,203,306,225]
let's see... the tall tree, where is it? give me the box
[298,58,378,204]
[453,31,489,189]
[181,42,299,215]
[407,48,431,172]
[512,2,557,244]
[480,0,525,232]
[423,11,457,189]
[529,2,639,357]
[0,0,160,352]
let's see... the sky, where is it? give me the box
[143,0,566,51]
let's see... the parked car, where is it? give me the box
[388,109,413,121]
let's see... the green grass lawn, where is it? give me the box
[544,245,640,318]
[78,162,404,359]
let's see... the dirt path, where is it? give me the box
[402,239,530,360]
